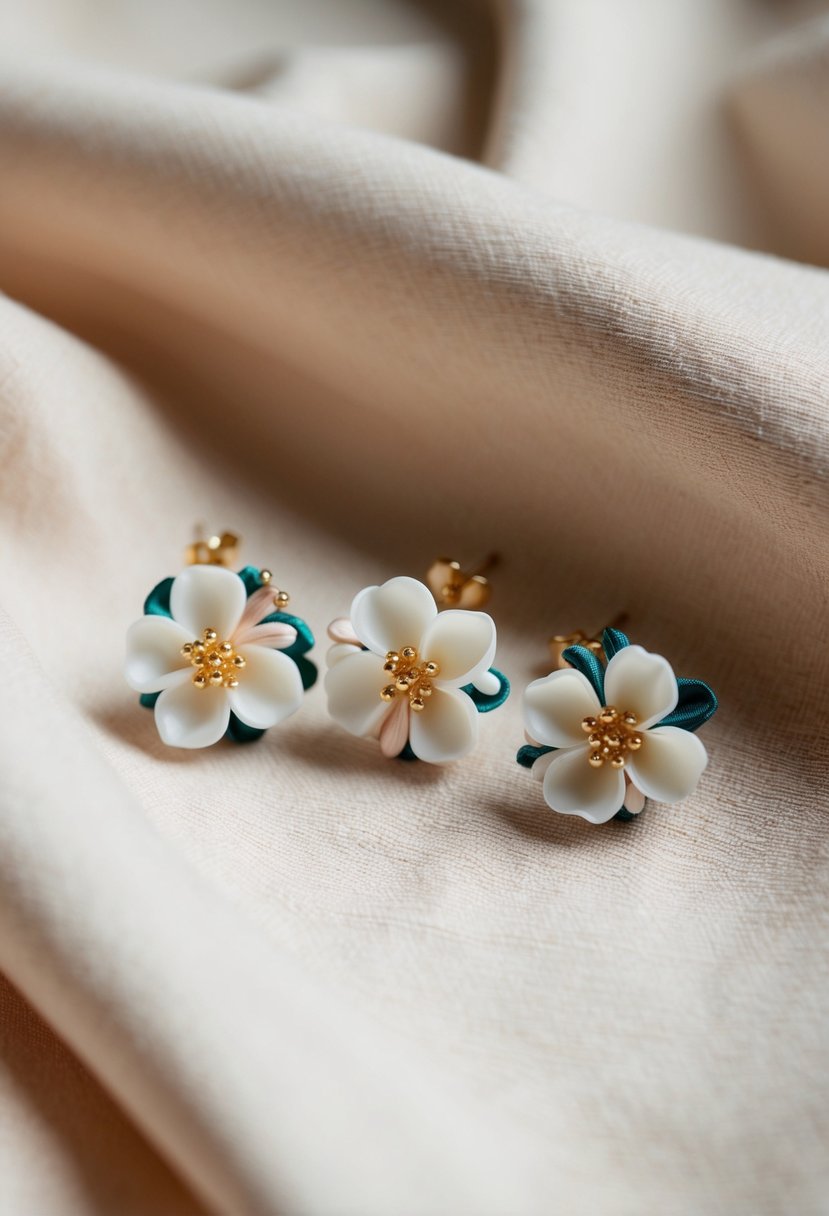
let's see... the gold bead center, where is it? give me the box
[181,628,246,690]
[379,646,440,713]
[581,706,643,769]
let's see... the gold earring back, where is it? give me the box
[549,613,628,669]
[425,553,498,610]
[185,526,241,569]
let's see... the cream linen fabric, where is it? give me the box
[0,2,828,1214]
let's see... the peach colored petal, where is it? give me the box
[233,621,297,649]
[379,695,410,758]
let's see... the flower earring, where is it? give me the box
[325,556,509,764]
[125,529,316,748]
[518,625,717,823]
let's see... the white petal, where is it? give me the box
[603,645,678,728]
[125,615,193,693]
[418,610,496,687]
[324,648,389,737]
[523,669,601,749]
[623,781,646,815]
[408,687,478,764]
[327,642,362,667]
[531,751,556,783]
[227,645,304,730]
[170,565,247,640]
[626,726,707,804]
[474,669,501,696]
[542,745,625,824]
[349,576,436,656]
[155,680,230,749]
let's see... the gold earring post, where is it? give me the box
[185,526,241,568]
[426,552,499,610]
[549,612,628,668]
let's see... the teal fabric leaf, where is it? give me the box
[396,742,418,761]
[613,807,637,822]
[225,714,265,744]
[517,743,554,769]
[139,691,160,710]
[143,577,173,617]
[659,677,718,732]
[602,628,630,661]
[294,655,318,691]
[561,644,605,702]
[462,668,510,714]
[236,565,263,596]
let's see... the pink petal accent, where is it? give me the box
[328,617,361,646]
[233,621,298,649]
[379,696,410,758]
[233,586,280,638]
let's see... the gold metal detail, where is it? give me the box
[426,554,498,610]
[582,707,642,769]
[549,630,604,669]
[182,628,245,690]
[185,527,240,569]
[380,647,440,711]
[549,612,628,669]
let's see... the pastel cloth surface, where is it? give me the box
[0,2,827,1215]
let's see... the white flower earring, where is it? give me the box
[518,625,717,824]
[125,529,316,749]
[325,555,509,764]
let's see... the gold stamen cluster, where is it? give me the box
[380,646,440,713]
[182,628,246,690]
[581,706,643,769]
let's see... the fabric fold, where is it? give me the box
[0,18,827,1216]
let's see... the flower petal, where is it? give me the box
[233,621,297,649]
[324,648,389,737]
[379,695,410,758]
[603,645,678,728]
[125,615,193,693]
[623,781,646,815]
[523,669,601,749]
[327,617,361,646]
[418,610,496,687]
[232,585,278,638]
[327,642,362,667]
[408,687,478,764]
[531,750,557,783]
[170,565,247,640]
[473,669,501,696]
[626,726,707,804]
[349,576,437,656]
[542,745,625,824]
[226,645,303,729]
[155,680,230,749]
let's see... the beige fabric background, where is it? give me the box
[0,1,827,1213]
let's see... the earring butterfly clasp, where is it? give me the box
[548,613,628,669]
[425,553,498,610]
[185,527,241,568]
